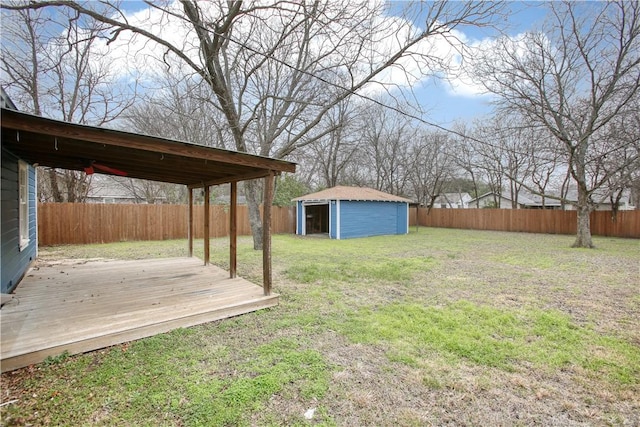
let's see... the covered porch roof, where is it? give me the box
[1,107,295,188]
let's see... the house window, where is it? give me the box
[18,161,30,250]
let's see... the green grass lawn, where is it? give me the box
[2,229,639,426]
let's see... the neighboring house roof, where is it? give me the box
[293,186,413,203]
[433,192,472,205]
[88,177,133,199]
[86,176,166,202]
[87,188,137,200]
[482,186,636,208]
[470,190,562,208]
[515,192,562,207]
[563,187,634,206]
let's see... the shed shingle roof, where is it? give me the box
[293,186,413,203]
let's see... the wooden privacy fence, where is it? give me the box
[410,208,640,238]
[38,203,296,246]
[39,204,639,245]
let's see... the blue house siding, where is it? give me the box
[339,200,408,239]
[1,148,37,293]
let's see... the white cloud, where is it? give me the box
[355,16,496,99]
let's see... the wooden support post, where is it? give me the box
[204,186,210,265]
[230,181,237,278]
[262,172,274,296]
[188,187,194,257]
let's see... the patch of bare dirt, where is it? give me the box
[300,331,640,426]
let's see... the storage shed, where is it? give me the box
[293,186,412,239]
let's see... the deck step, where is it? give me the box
[1,295,277,372]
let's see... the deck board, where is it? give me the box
[0,258,278,372]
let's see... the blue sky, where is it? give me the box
[395,1,551,125]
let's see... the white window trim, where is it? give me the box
[406,202,410,234]
[335,200,341,240]
[18,160,30,250]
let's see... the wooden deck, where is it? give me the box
[0,258,278,372]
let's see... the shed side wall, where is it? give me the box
[340,200,405,239]
[1,148,37,293]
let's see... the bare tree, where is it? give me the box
[474,0,640,247]
[473,114,542,209]
[502,126,535,209]
[126,71,233,149]
[594,104,640,217]
[527,126,565,208]
[310,99,361,188]
[2,0,505,249]
[359,104,414,195]
[37,168,92,202]
[1,3,137,202]
[450,123,486,208]
[407,130,455,208]
[473,121,505,207]
[1,7,48,114]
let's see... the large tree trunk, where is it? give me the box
[244,179,263,250]
[572,185,594,248]
[571,144,595,248]
[48,168,62,202]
